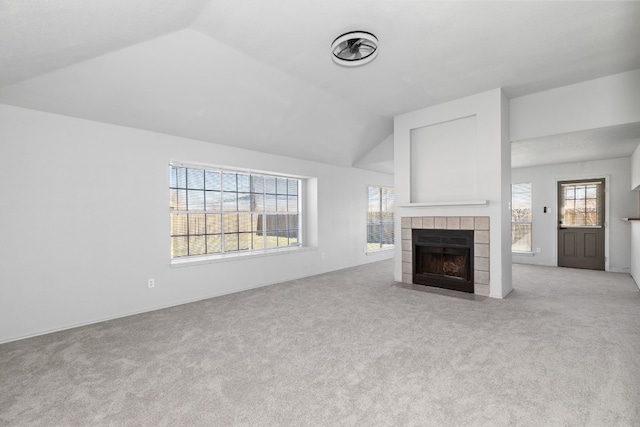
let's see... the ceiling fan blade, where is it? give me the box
[337,45,352,57]
[359,43,376,52]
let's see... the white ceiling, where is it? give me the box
[1,1,640,169]
[512,123,640,169]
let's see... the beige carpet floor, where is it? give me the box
[1,260,639,426]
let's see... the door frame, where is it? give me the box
[554,174,610,271]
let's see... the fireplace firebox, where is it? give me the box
[412,229,474,293]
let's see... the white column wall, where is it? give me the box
[394,88,512,298]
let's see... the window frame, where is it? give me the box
[169,161,303,264]
[511,182,532,253]
[366,185,395,253]
[558,180,604,228]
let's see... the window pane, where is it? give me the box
[265,176,276,194]
[275,177,287,195]
[382,189,394,214]
[222,173,236,192]
[188,214,206,235]
[265,233,278,248]
[586,199,598,225]
[224,214,239,233]
[170,189,187,211]
[265,194,277,212]
[288,195,298,212]
[512,224,531,252]
[206,214,221,234]
[239,233,252,250]
[288,214,298,229]
[224,234,239,252]
[277,195,287,212]
[382,223,394,248]
[169,189,182,211]
[265,214,277,233]
[565,187,574,200]
[171,236,188,258]
[237,193,251,211]
[170,214,188,236]
[252,194,264,212]
[277,214,287,231]
[187,169,204,190]
[176,167,187,188]
[206,235,222,254]
[205,171,221,191]
[205,191,221,211]
[187,190,205,211]
[368,187,380,212]
[511,183,532,222]
[238,214,252,232]
[251,175,264,193]
[253,214,265,249]
[222,192,237,211]
[288,179,298,195]
[368,224,381,246]
[169,165,177,188]
[253,233,265,249]
[237,174,250,193]
[189,235,206,255]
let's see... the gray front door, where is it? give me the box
[557,179,605,270]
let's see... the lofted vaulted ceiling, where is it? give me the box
[1,1,640,170]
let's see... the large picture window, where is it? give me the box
[512,182,532,252]
[169,164,300,259]
[367,185,394,252]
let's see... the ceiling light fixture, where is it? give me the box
[331,31,378,67]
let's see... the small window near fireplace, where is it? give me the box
[367,185,394,252]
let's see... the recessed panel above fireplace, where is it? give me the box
[412,229,474,293]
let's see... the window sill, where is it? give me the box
[366,246,395,256]
[512,251,535,257]
[170,246,317,267]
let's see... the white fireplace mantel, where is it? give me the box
[398,200,489,208]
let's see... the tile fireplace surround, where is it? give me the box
[401,216,490,296]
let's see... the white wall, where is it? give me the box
[510,68,640,141]
[630,145,640,288]
[0,104,393,343]
[394,88,512,298]
[512,157,635,273]
[631,222,640,289]
[632,145,640,191]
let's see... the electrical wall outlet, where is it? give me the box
[148,279,155,288]
[536,248,541,253]
[321,253,326,260]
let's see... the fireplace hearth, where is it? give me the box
[413,229,474,293]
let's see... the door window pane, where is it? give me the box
[560,180,603,227]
